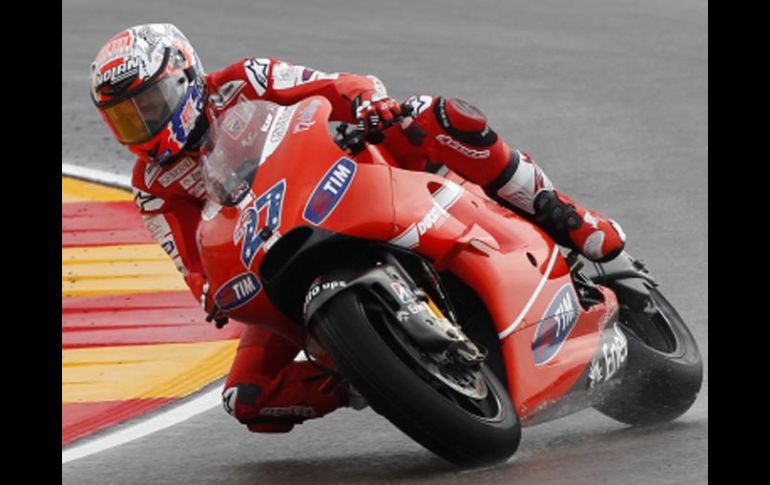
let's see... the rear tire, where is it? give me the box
[313,291,521,468]
[593,287,703,425]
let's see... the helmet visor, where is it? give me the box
[102,71,188,145]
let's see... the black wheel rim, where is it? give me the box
[618,289,678,354]
[362,300,505,422]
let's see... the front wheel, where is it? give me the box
[593,286,703,425]
[312,290,521,468]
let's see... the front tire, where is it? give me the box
[313,290,521,468]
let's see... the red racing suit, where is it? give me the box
[130,57,570,433]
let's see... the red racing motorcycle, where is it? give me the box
[197,97,702,467]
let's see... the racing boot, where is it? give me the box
[486,150,626,262]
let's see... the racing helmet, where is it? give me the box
[90,24,206,166]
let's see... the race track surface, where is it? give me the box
[62,0,707,482]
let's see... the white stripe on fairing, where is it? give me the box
[62,162,132,189]
[260,105,298,165]
[432,180,463,209]
[62,386,223,464]
[390,223,419,249]
[389,181,463,248]
[497,246,560,340]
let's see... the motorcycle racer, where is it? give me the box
[90,23,625,433]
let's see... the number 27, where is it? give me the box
[233,179,286,269]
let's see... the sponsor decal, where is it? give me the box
[273,63,339,90]
[156,148,173,166]
[390,282,416,304]
[404,95,433,118]
[222,387,237,416]
[389,181,463,249]
[245,58,270,96]
[269,105,296,144]
[531,284,580,365]
[221,100,258,140]
[210,80,246,109]
[132,188,165,212]
[435,134,490,159]
[233,180,287,269]
[418,205,448,235]
[158,157,195,187]
[144,213,172,240]
[180,167,202,190]
[301,67,316,82]
[293,99,322,133]
[259,406,317,418]
[171,85,202,142]
[587,323,628,388]
[303,280,347,311]
[303,158,356,225]
[271,62,294,89]
[179,97,198,135]
[143,213,184,272]
[223,115,246,140]
[259,112,274,133]
[135,25,163,54]
[189,180,207,199]
[214,272,262,311]
[95,57,140,86]
[407,302,423,315]
[144,163,161,187]
[94,31,133,67]
[160,241,175,256]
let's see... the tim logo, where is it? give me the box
[531,284,580,366]
[303,158,356,225]
[214,272,261,311]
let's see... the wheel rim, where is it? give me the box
[619,288,678,354]
[363,301,505,422]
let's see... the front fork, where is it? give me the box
[303,251,484,364]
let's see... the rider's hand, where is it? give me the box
[354,94,403,143]
[185,272,229,328]
[201,282,230,329]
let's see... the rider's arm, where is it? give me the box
[131,179,207,301]
[209,58,387,123]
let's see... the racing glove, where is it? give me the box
[185,272,229,328]
[353,94,403,143]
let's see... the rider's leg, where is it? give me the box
[222,325,350,433]
[383,95,625,262]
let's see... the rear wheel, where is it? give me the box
[313,290,521,468]
[593,287,703,425]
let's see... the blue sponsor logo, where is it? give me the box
[531,284,580,365]
[214,272,261,311]
[301,67,316,82]
[303,158,356,225]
